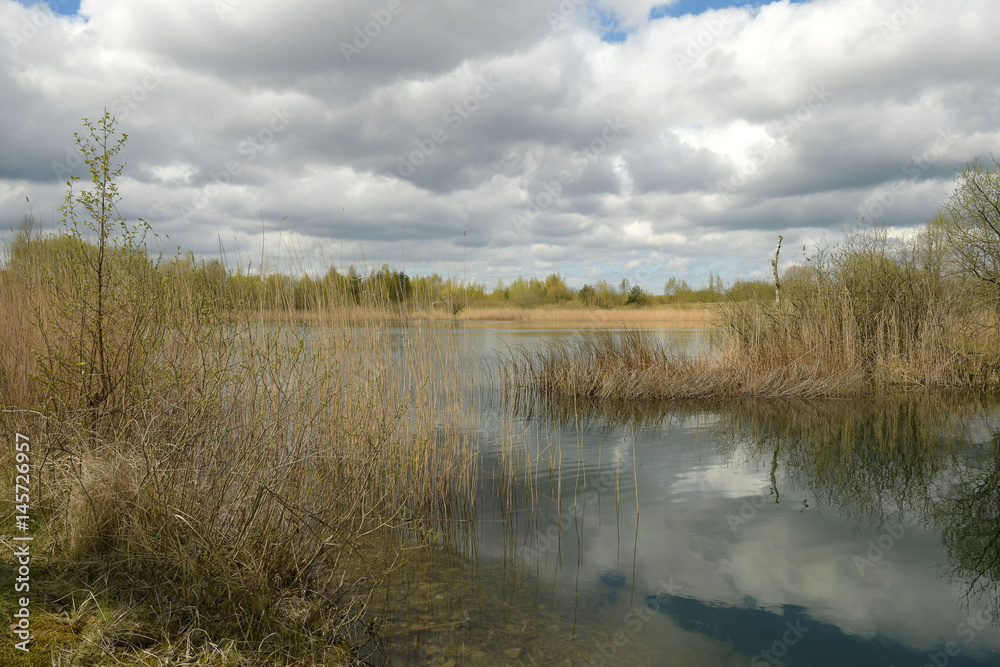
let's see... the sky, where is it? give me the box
[1,0,997,291]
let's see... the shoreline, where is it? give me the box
[238,304,716,328]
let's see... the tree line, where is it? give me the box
[3,229,738,311]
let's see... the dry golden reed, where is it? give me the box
[0,234,480,663]
[501,221,1000,403]
[500,299,1000,403]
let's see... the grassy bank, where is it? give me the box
[410,304,712,326]
[251,303,712,328]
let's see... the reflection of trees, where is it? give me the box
[711,393,995,525]
[528,391,996,523]
[938,434,1000,622]
[713,393,1000,621]
[515,390,1000,621]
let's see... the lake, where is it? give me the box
[367,323,1000,666]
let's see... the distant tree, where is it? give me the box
[347,266,362,303]
[726,279,776,302]
[293,274,319,310]
[544,273,571,302]
[6,213,38,269]
[492,279,506,301]
[594,280,620,308]
[625,285,646,306]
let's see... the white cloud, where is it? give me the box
[1,0,999,290]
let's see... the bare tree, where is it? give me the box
[942,157,1000,313]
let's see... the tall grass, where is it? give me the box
[721,221,1000,392]
[0,225,479,662]
[500,221,1000,402]
[499,329,869,400]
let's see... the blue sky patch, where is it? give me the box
[664,0,808,18]
[43,0,79,15]
[591,6,631,43]
[603,1,812,41]
[649,5,674,20]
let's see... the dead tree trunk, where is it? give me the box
[771,235,783,306]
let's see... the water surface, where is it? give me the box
[371,324,1000,666]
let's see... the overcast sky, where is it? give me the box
[1,0,997,291]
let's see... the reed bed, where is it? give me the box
[0,233,480,663]
[418,305,712,325]
[249,304,714,328]
[497,304,1000,402]
[500,221,1000,403]
[498,328,870,402]
[498,304,1000,403]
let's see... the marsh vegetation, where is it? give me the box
[4,117,1000,666]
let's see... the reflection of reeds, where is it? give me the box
[718,393,1000,622]
[498,385,1000,530]
[711,393,998,520]
[938,449,1000,623]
